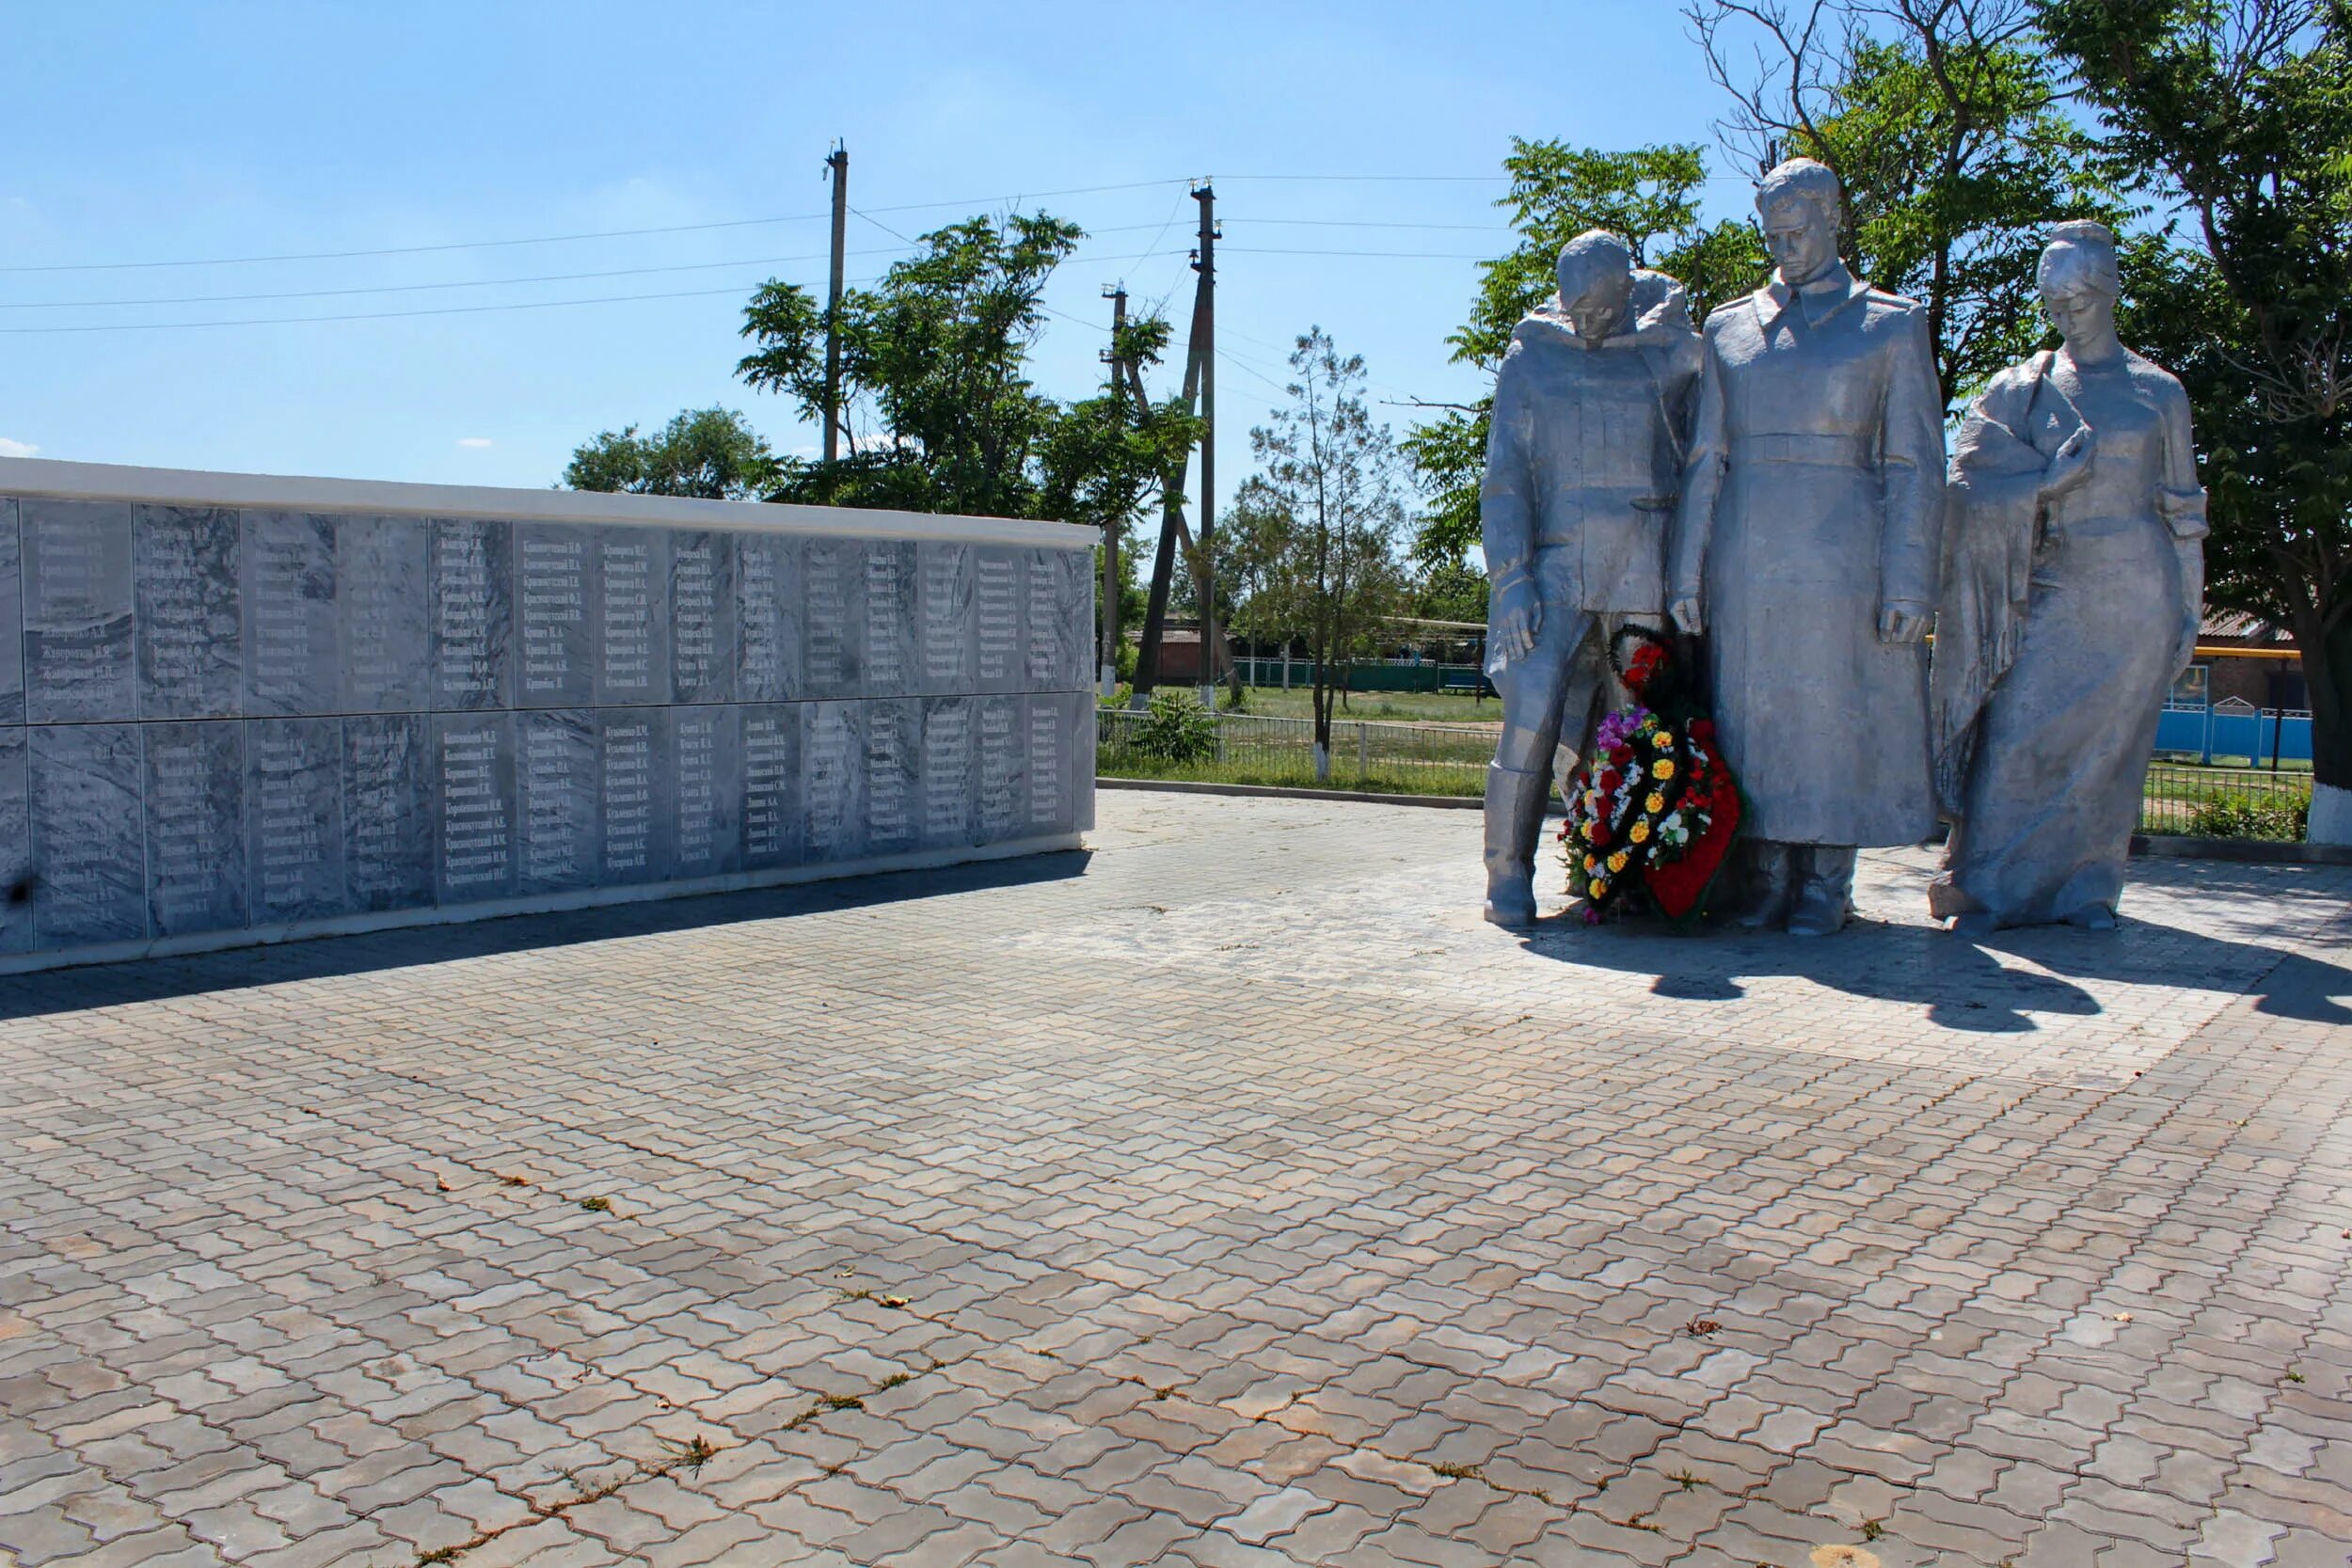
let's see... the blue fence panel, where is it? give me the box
[2153,705,2312,764]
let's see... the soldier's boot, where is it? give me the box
[1787,845,1858,937]
[1725,839,1796,929]
[1482,762,1552,928]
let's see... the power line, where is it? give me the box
[0,174,1519,277]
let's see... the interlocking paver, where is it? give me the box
[1,792,2345,1566]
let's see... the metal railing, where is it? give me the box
[1100,707,2317,839]
[1096,706,1491,796]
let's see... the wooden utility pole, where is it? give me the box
[822,142,849,470]
[1100,284,1127,697]
[1194,182,1218,701]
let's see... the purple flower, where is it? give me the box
[1593,705,1651,754]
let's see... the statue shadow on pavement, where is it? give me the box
[0,848,1094,1025]
[1511,889,2351,1037]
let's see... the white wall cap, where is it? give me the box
[0,455,1095,549]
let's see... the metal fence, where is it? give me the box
[1099,706,2316,840]
[1096,706,1491,796]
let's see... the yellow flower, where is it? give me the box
[1652,758,1676,781]
[1589,877,1610,897]
[1607,850,1629,873]
[1583,854,1598,872]
[1629,821,1651,844]
[1645,792,1665,813]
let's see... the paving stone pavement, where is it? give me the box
[3,789,2349,1568]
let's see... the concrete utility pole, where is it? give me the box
[822,142,849,471]
[1194,182,1218,707]
[1100,284,1128,698]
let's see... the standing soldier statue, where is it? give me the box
[1480,230,1703,927]
[1668,158,1947,935]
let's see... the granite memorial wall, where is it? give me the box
[0,460,1097,969]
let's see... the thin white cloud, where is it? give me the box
[0,437,39,459]
[455,436,493,450]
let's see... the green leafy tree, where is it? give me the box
[562,406,780,499]
[1236,329,1414,777]
[1688,0,2122,401]
[735,213,1195,527]
[2039,0,2352,798]
[1403,143,1764,564]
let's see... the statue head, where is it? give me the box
[1756,157,1844,289]
[2039,219,2122,347]
[1554,230,1635,343]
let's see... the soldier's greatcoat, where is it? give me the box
[1670,262,1947,847]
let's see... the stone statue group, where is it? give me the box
[1482,158,2206,937]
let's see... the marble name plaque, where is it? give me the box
[671,706,740,879]
[435,714,517,902]
[433,518,514,711]
[917,542,975,697]
[0,728,28,954]
[346,714,434,912]
[865,698,919,857]
[0,503,23,726]
[520,708,599,895]
[145,721,246,935]
[803,538,866,701]
[340,516,433,714]
[597,708,668,884]
[973,547,1025,696]
[595,527,671,705]
[136,507,242,720]
[863,542,918,700]
[741,704,803,870]
[805,701,866,863]
[23,500,135,723]
[29,723,147,946]
[738,534,804,704]
[517,525,596,709]
[247,716,345,925]
[244,513,339,718]
[920,696,976,850]
[671,532,739,706]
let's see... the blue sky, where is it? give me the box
[0,1,1757,509]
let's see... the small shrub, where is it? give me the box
[2185,791,2308,841]
[1131,689,1218,765]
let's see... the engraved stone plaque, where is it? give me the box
[803,537,866,700]
[345,714,433,911]
[1072,692,1097,832]
[916,542,975,697]
[973,546,1025,696]
[738,532,803,703]
[243,512,339,718]
[804,701,866,863]
[435,714,516,902]
[919,696,977,850]
[1024,694,1070,838]
[516,524,595,708]
[145,721,247,936]
[339,515,432,714]
[0,728,29,954]
[29,723,145,947]
[670,531,738,705]
[135,506,243,720]
[597,707,669,885]
[865,698,919,857]
[862,541,918,700]
[431,518,513,711]
[246,717,346,925]
[740,704,803,870]
[976,694,1025,846]
[23,499,135,723]
[1058,547,1095,691]
[594,527,670,705]
[669,705,741,879]
[0,502,24,725]
[518,708,597,894]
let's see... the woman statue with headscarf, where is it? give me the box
[1930,221,2207,931]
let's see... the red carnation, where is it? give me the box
[1692,719,1715,741]
[1599,770,1621,793]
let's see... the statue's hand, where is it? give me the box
[1878,600,1932,644]
[2040,425,2095,502]
[1667,595,1704,637]
[1490,575,1543,666]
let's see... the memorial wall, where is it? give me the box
[0,458,1097,970]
